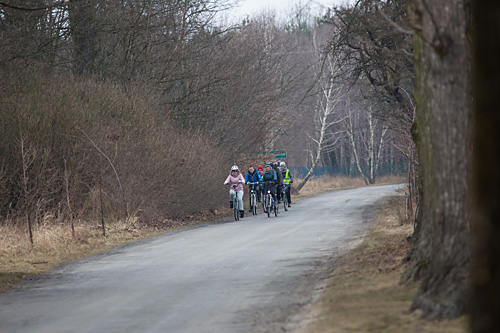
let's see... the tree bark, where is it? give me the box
[406,0,471,319]
[470,1,500,331]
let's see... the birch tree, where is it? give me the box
[296,28,345,192]
[345,102,389,185]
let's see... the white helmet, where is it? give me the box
[280,162,286,167]
[231,165,239,171]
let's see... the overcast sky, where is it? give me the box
[224,0,353,23]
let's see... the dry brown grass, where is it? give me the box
[0,218,160,291]
[299,195,468,333]
[0,208,229,292]
[294,175,405,200]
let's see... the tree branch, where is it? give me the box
[0,0,67,11]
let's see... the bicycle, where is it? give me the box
[247,182,259,215]
[274,188,279,217]
[230,184,241,221]
[282,184,289,211]
[259,181,267,213]
[264,183,278,218]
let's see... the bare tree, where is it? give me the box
[18,127,34,245]
[344,101,389,185]
[296,27,345,191]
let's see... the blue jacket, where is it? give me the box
[245,170,262,185]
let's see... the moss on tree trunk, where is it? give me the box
[404,0,471,320]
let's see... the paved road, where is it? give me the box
[0,185,401,333]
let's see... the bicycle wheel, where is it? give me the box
[253,194,258,215]
[234,198,239,221]
[251,193,257,215]
[274,200,279,217]
[267,195,271,218]
[283,191,288,211]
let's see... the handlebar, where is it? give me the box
[225,182,242,188]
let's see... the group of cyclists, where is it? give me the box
[223,162,293,219]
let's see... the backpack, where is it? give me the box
[273,165,283,185]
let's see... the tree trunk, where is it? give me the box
[346,111,368,185]
[296,108,326,192]
[69,0,98,75]
[470,1,500,331]
[405,0,471,319]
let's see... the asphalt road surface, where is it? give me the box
[0,184,401,333]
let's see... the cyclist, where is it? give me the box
[257,166,265,204]
[223,165,246,218]
[257,166,264,177]
[280,161,293,207]
[272,162,284,203]
[245,166,263,212]
[262,163,277,210]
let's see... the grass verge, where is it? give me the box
[293,175,404,201]
[299,194,468,333]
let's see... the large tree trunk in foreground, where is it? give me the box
[405,0,471,319]
[470,1,500,331]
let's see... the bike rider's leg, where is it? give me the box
[237,190,244,218]
[287,186,292,206]
[271,185,277,204]
[276,185,282,203]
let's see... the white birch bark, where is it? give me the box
[345,103,389,185]
[296,30,345,192]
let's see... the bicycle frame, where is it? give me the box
[247,182,259,215]
[282,184,289,211]
[266,189,273,218]
[231,184,240,221]
[264,183,278,218]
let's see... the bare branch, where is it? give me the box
[0,0,67,11]
[77,126,128,219]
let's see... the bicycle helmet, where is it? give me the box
[231,165,239,171]
[280,162,286,167]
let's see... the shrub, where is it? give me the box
[0,69,229,226]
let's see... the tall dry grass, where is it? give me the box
[0,217,159,290]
